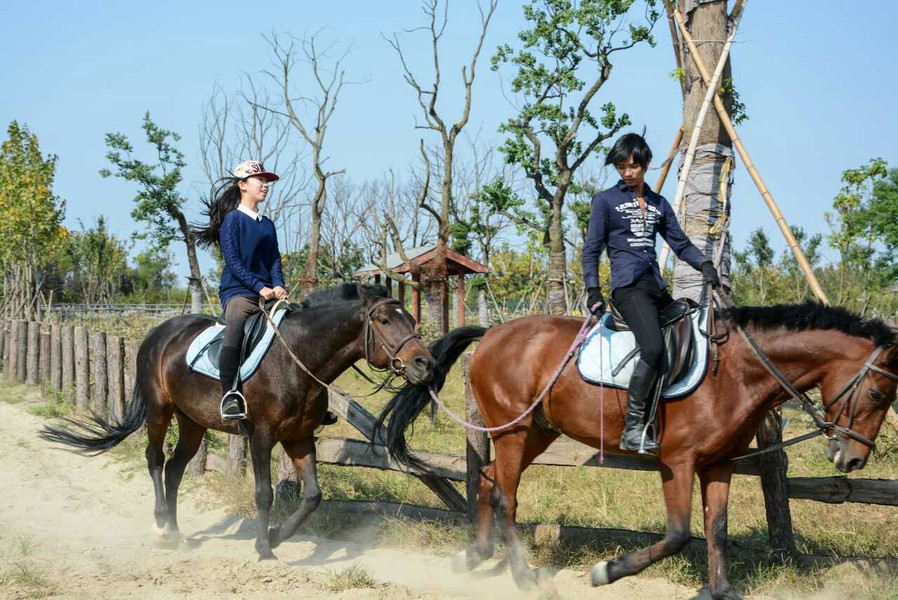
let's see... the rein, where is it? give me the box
[713,290,897,461]
[427,311,597,434]
[257,296,418,401]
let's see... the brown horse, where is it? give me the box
[377,301,898,600]
[41,283,435,561]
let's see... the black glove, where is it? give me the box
[701,261,720,289]
[586,287,605,316]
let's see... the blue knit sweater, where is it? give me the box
[219,210,284,309]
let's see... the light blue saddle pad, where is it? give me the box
[576,305,710,399]
[185,307,289,381]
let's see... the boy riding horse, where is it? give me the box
[581,133,720,453]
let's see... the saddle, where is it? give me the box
[207,308,272,369]
[605,298,697,387]
[186,301,291,382]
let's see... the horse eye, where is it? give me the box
[868,389,884,401]
[380,318,390,326]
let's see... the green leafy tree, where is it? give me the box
[0,121,67,319]
[492,0,659,314]
[131,248,178,303]
[66,216,130,305]
[100,112,203,312]
[825,158,889,313]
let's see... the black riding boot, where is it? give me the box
[620,358,660,454]
[219,346,245,420]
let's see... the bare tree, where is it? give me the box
[388,0,498,332]
[259,31,353,295]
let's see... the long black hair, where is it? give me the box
[193,177,242,249]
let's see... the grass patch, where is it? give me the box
[321,563,376,592]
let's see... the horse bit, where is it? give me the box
[362,297,422,379]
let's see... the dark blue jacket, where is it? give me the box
[581,180,705,292]
[219,209,284,309]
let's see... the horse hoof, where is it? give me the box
[451,550,470,573]
[711,587,743,600]
[257,551,278,562]
[591,561,610,586]
[512,567,538,590]
[268,526,281,549]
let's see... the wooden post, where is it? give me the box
[50,324,62,392]
[227,435,248,478]
[107,336,125,421]
[440,277,450,334]
[411,273,421,327]
[74,326,90,411]
[62,325,75,397]
[457,275,466,327]
[463,353,489,520]
[668,4,828,304]
[756,409,796,555]
[15,320,27,382]
[398,280,406,305]
[27,322,40,386]
[0,320,6,374]
[7,321,20,382]
[92,332,108,416]
[124,340,138,403]
[187,436,207,477]
[385,276,393,297]
[39,324,50,397]
[374,273,381,285]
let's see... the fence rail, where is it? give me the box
[2,316,896,556]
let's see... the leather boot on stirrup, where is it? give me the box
[620,358,660,454]
[219,346,246,421]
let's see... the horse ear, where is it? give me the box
[356,283,382,306]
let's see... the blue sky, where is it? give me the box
[2,1,897,279]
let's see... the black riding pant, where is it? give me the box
[223,295,259,350]
[611,271,675,373]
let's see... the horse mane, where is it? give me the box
[294,282,389,309]
[726,300,897,347]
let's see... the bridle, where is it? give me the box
[362,297,422,378]
[258,297,422,397]
[712,289,898,459]
[820,345,898,448]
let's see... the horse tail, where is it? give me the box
[375,325,487,470]
[39,385,147,455]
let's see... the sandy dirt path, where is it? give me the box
[0,393,756,600]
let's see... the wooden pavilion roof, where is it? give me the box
[355,244,488,277]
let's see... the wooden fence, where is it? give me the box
[2,318,897,555]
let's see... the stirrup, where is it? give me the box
[638,423,659,455]
[221,390,247,421]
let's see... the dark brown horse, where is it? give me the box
[378,301,898,600]
[41,283,434,560]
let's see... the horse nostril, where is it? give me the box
[414,356,435,371]
[846,457,865,472]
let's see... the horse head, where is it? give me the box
[820,343,898,473]
[357,284,435,386]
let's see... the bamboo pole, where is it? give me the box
[653,128,683,193]
[666,3,829,304]
[658,4,744,270]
